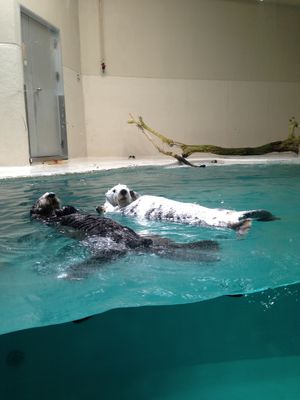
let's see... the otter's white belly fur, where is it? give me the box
[122,195,264,229]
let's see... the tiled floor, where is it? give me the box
[0,154,299,179]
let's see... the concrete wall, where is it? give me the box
[1,0,300,165]
[0,0,29,165]
[0,0,86,166]
[80,0,300,158]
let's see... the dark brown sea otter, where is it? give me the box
[31,192,219,279]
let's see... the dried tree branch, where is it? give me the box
[128,115,300,165]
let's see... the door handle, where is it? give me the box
[35,87,42,93]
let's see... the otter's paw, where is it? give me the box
[96,205,106,215]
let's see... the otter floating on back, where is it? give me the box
[31,192,220,279]
[97,184,278,234]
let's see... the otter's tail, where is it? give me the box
[241,209,278,222]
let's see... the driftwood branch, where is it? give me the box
[128,115,200,167]
[128,115,300,165]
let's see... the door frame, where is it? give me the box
[20,7,68,163]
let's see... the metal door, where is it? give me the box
[21,12,68,161]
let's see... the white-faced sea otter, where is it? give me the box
[97,184,277,235]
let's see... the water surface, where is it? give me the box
[0,164,299,334]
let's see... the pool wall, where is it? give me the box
[1,284,300,399]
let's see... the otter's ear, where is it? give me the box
[130,190,140,201]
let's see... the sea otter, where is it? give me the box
[97,184,277,234]
[31,192,220,279]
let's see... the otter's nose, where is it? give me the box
[120,189,128,196]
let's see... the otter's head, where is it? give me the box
[105,184,140,208]
[31,192,61,218]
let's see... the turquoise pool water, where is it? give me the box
[1,163,300,399]
[0,164,300,334]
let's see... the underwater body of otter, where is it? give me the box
[1,163,300,399]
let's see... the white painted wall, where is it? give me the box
[0,0,29,166]
[83,76,300,157]
[80,0,300,158]
[1,0,300,166]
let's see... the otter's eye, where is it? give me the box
[113,189,116,193]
